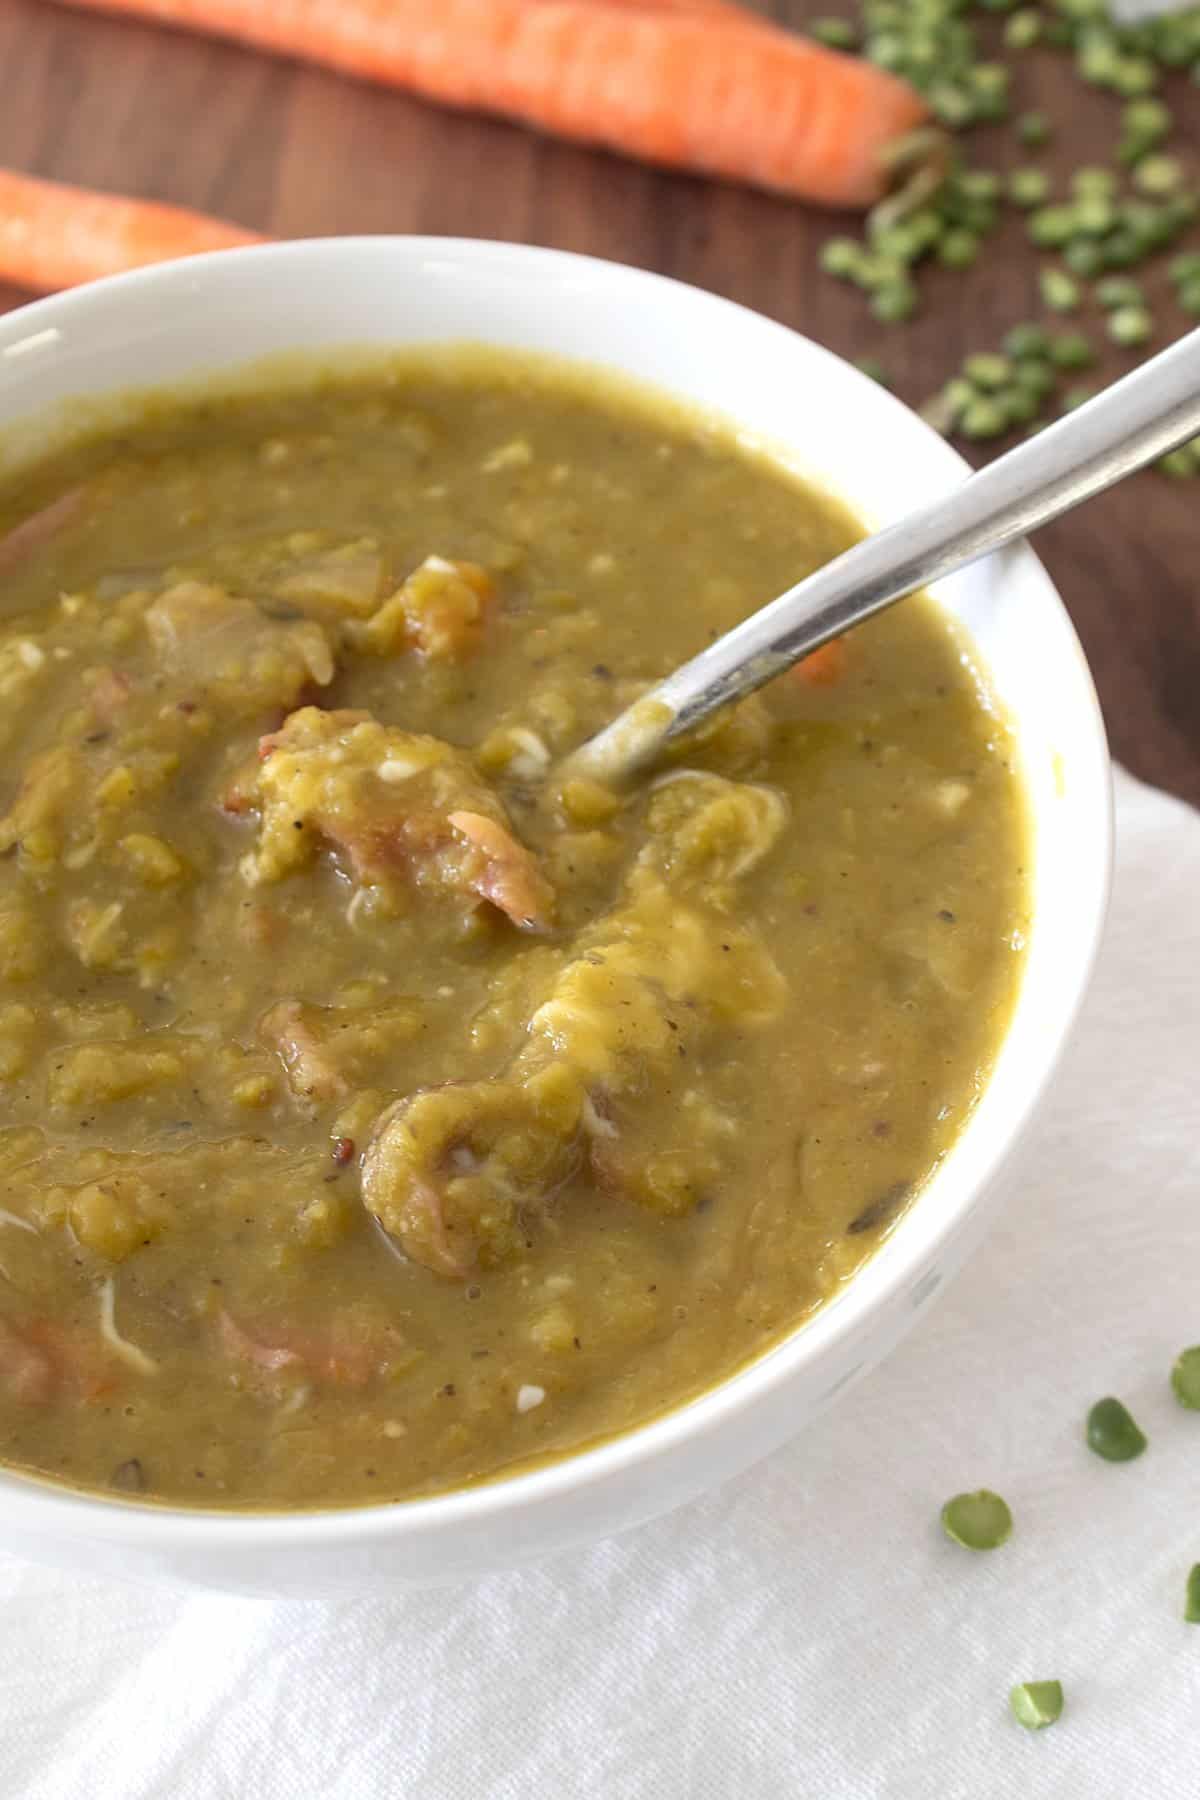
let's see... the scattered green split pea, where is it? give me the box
[810,16,858,51]
[1072,167,1118,199]
[1060,385,1094,413]
[963,352,1011,390]
[1185,1565,1200,1624]
[1001,386,1040,426]
[854,357,893,388]
[1017,111,1051,148]
[1107,305,1152,346]
[1134,156,1184,197]
[1010,1681,1064,1731]
[1096,276,1144,310]
[961,397,1009,439]
[1063,240,1106,277]
[1004,323,1051,360]
[1159,446,1198,477]
[939,229,980,270]
[1028,206,1077,249]
[1049,332,1094,369]
[1014,359,1055,399]
[872,282,918,323]
[1085,1396,1148,1461]
[1123,99,1171,149]
[1040,269,1081,312]
[1009,168,1050,209]
[1170,1345,1200,1408]
[1005,10,1041,50]
[818,238,862,279]
[941,1488,1013,1550]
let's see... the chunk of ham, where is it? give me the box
[0,1317,56,1404]
[85,666,133,728]
[258,995,422,1110]
[145,582,335,713]
[258,1000,348,1105]
[217,1308,302,1373]
[0,486,88,580]
[447,810,558,938]
[0,1315,116,1404]
[237,707,553,930]
[217,1307,409,1389]
[272,539,385,618]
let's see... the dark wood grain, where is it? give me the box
[2,0,1198,802]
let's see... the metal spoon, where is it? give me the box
[569,325,1200,786]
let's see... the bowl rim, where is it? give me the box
[0,235,1113,1547]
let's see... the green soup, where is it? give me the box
[0,353,1028,1508]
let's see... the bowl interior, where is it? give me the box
[0,239,1111,1552]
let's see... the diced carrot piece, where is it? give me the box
[0,1319,56,1405]
[792,637,848,687]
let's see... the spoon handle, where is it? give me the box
[573,325,1200,784]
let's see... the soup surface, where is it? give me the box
[0,353,1027,1509]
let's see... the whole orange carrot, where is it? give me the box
[0,168,263,293]
[587,0,759,16]
[58,0,927,210]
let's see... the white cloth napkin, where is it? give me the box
[1,764,1197,1800]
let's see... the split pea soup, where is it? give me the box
[0,352,1028,1509]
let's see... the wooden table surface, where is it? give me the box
[2,0,1197,804]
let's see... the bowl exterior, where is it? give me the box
[0,241,1111,1594]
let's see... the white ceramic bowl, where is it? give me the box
[0,240,1111,1595]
